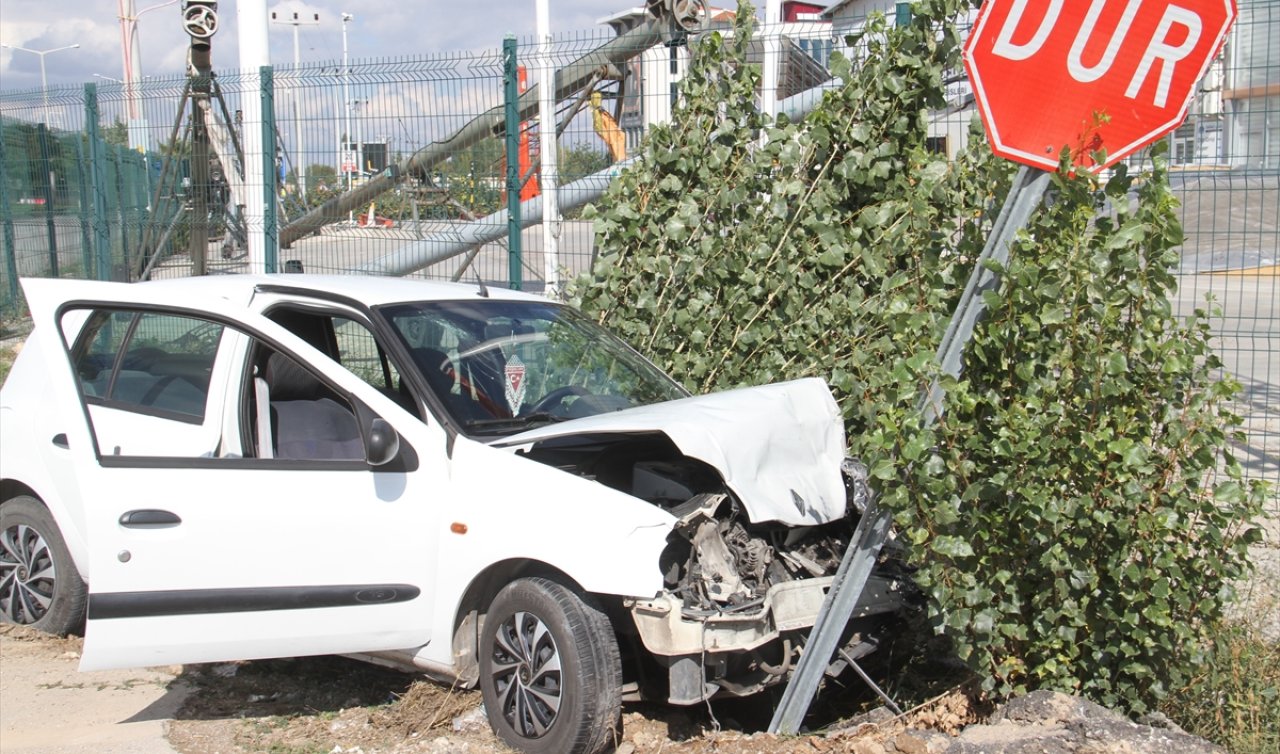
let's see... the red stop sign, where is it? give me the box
[963,0,1236,171]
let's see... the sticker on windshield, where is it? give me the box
[504,354,527,414]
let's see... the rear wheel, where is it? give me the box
[479,577,622,754]
[0,496,87,635]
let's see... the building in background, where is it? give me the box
[599,3,832,149]
[1223,1,1278,169]
[826,0,1276,170]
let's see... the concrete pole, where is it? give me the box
[536,0,560,298]
[117,0,176,150]
[118,0,136,126]
[355,100,365,192]
[761,0,782,119]
[280,17,664,247]
[342,13,354,220]
[346,78,838,277]
[293,24,304,193]
[239,0,271,274]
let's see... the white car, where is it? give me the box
[0,275,910,754]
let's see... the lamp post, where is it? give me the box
[94,73,150,128]
[93,74,125,129]
[1,42,81,126]
[536,0,560,297]
[271,10,320,196]
[117,0,178,150]
[341,13,353,196]
[352,98,367,179]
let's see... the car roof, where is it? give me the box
[123,274,553,308]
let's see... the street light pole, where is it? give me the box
[1,43,81,126]
[117,0,178,150]
[93,73,124,126]
[536,0,560,297]
[271,10,319,196]
[94,73,151,128]
[341,13,353,198]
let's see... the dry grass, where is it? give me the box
[1160,598,1280,754]
[369,678,482,737]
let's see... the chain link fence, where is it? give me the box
[1,5,1276,509]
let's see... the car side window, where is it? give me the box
[265,307,419,418]
[333,316,405,396]
[73,310,223,422]
[250,347,366,462]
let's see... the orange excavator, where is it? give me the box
[590,91,627,162]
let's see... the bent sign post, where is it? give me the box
[771,0,1236,735]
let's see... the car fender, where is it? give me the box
[417,435,676,668]
[0,333,91,579]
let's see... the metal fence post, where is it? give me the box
[73,132,93,277]
[85,84,112,281]
[0,131,19,309]
[35,123,59,277]
[504,35,522,290]
[126,147,146,276]
[261,65,279,273]
[113,144,133,273]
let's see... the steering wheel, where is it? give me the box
[528,385,591,415]
[417,349,506,417]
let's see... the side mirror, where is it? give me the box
[366,417,400,466]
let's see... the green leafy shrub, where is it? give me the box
[913,156,1266,710]
[574,0,1265,714]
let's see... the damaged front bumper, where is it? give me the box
[629,571,909,704]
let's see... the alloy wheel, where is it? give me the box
[489,610,563,738]
[0,523,56,624]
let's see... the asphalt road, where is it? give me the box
[1171,270,1279,493]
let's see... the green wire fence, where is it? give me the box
[0,7,1275,508]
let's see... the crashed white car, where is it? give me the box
[0,276,910,754]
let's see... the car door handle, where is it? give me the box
[118,509,182,528]
[52,433,68,448]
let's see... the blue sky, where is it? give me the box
[0,0,632,91]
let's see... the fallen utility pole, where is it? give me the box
[344,71,841,277]
[349,158,633,276]
[280,17,666,248]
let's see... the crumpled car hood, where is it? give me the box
[495,378,849,526]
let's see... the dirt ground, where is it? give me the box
[0,623,981,754]
[0,625,186,754]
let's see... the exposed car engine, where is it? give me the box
[516,431,910,618]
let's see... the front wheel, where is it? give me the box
[0,496,87,635]
[479,577,622,754]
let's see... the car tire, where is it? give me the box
[479,577,622,754]
[0,496,87,635]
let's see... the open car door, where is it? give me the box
[22,278,447,671]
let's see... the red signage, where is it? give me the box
[963,0,1236,171]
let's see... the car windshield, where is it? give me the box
[378,299,688,436]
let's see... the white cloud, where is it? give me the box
[2,0,628,90]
